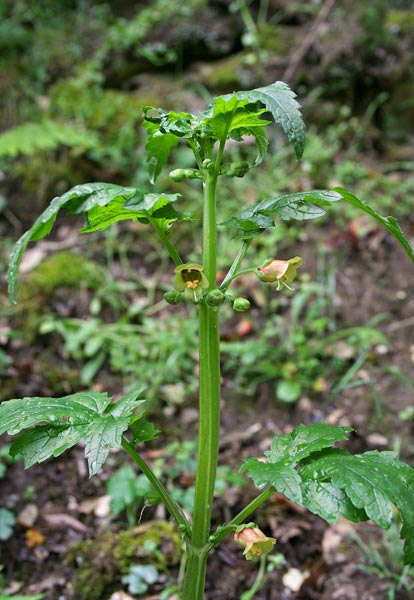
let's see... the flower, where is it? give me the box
[257,256,302,291]
[234,524,276,561]
[173,263,209,300]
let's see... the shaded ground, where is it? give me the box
[0,212,413,599]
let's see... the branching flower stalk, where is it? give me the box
[1,82,413,600]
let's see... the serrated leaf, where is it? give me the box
[301,481,367,524]
[251,127,269,166]
[243,424,414,563]
[81,192,186,233]
[0,389,146,477]
[300,449,414,564]
[241,458,303,504]
[266,423,353,463]
[143,119,179,183]
[334,187,414,262]
[257,190,343,221]
[10,425,88,468]
[7,182,138,303]
[130,420,160,443]
[223,81,305,159]
[205,95,270,140]
[221,208,274,238]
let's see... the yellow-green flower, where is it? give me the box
[257,256,302,291]
[173,263,209,300]
[234,524,276,561]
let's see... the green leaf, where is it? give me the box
[251,127,269,166]
[81,192,186,233]
[0,596,44,600]
[220,208,274,239]
[300,449,414,564]
[0,508,15,541]
[1,389,145,476]
[130,420,160,443]
[334,187,414,262]
[301,481,367,524]
[241,458,303,503]
[224,81,305,159]
[143,119,180,183]
[0,119,99,158]
[242,424,414,564]
[266,423,353,463]
[7,182,138,303]
[257,190,342,221]
[206,95,270,140]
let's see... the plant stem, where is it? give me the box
[148,216,182,266]
[219,267,258,290]
[242,554,267,600]
[220,239,252,291]
[210,487,275,546]
[121,438,190,536]
[182,171,221,599]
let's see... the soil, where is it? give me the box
[0,214,413,600]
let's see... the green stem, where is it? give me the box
[220,239,252,291]
[210,487,275,546]
[148,217,182,266]
[121,438,190,536]
[182,171,221,600]
[243,554,267,600]
[220,267,258,290]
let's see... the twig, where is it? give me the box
[282,0,337,83]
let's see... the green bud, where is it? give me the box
[233,297,251,312]
[221,160,250,178]
[183,168,203,180]
[164,290,183,305]
[169,169,186,182]
[206,289,224,306]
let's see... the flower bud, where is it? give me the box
[169,169,186,182]
[220,160,250,178]
[233,297,251,312]
[206,289,224,306]
[234,524,276,561]
[164,290,182,305]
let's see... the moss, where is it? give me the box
[22,250,102,299]
[257,24,302,56]
[65,520,181,600]
[386,9,414,34]
[12,250,102,341]
[203,53,255,90]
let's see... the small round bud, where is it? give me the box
[164,290,182,305]
[206,289,224,306]
[233,297,251,312]
[183,168,203,180]
[169,169,186,182]
[221,160,250,178]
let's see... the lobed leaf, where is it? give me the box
[0,389,146,476]
[242,424,414,565]
[300,449,414,564]
[143,119,180,184]
[334,187,414,262]
[225,81,306,159]
[7,183,188,303]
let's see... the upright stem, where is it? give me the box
[182,171,221,599]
